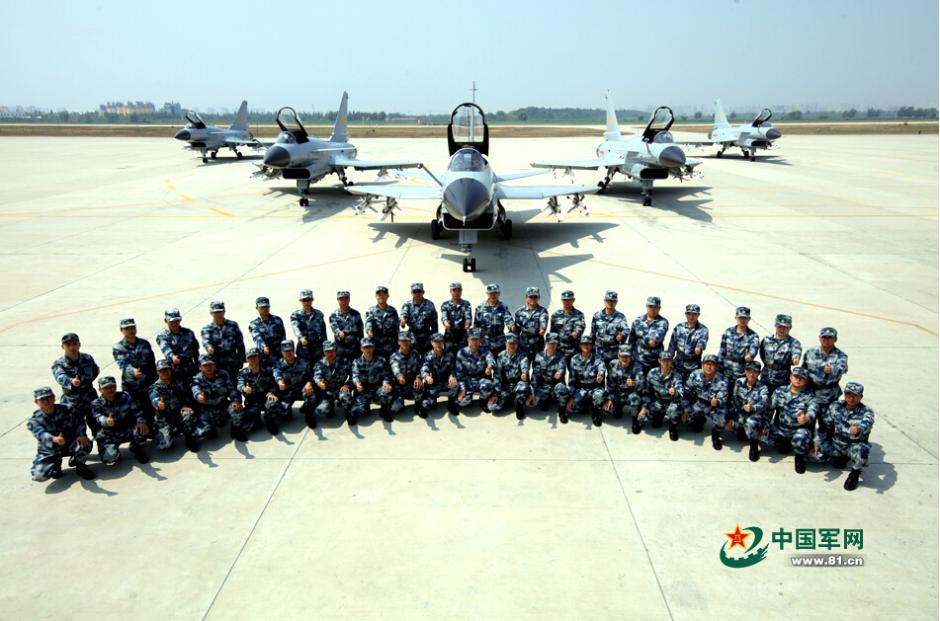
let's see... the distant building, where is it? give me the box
[98,101,156,116]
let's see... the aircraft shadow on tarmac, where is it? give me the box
[263,184,362,224]
[603,183,715,223]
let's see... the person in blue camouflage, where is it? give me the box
[415,333,458,417]
[808,382,874,491]
[452,329,497,414]
[236,348,281,436]
[365,285,400,360]
[748,366,817,473]
[156,308,200,384]
[112,317,157,428]
[351,338,394,424]
[291,289,327,366]
[732,361,770,453]
[718,306,760,389]
[400,282,438,356]
[312,342,354,424]
[201,300,246,379]
[603,345,645,425]
[273,340,316,428]
[676,354,729,448]
[486,333,531,419]
[92,376,150,465]
[628,296,669,373]
[639,352,684,434]
[389,331,423,417]
[440,282,472,355]
[330,291,364,365]
[475,283,515,355]
[549,290,586,362]
[667,304,709,381]
[561,335,607,426]
[51,332,100,435]
[759,314,802,392]
[191,356,238,439]
[513,286,549,361]
[249,296,286,370]
[591,290,629,363]
[27,386,94,481]
[149,359,205,452]
[802,326,849,440]
[527,333,568,413]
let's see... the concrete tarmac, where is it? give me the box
[0,134,936,620]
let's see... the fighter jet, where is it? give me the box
[173,100,266,163]
[530,92,700,206]
[346,103,598,273]
[254,92,423,207]
[675,99,782,161]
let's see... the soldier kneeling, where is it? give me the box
[149,359,206,452]
[27,386,94,481]
[808,382,874,491]
[92,376,149,465]
[638,352,683,434]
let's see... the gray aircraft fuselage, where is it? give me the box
[261,134,357,184]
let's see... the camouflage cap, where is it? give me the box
[246,347,261,358]
[775,314,793,327]
[618,344,632,357]
[336,290,350,298]
[468,329,481,340]
[819,327,838,338]
[280,340,295,352]
[410,282,424,292]
[164,307,182,321]
[685,304,701,314]
[375,285,388,294]
[209,300,225,312]
[61,332,80,344]
[735,306,751,318]
[360,337,375,347]
[198,355,215,366]
[790,366,808,378]
[97,376,117,388]
[844,382,864,395]
[255,296,270,307]
[119,318,136,329]
[156,359,172,371]
[744,361,762,372]
[299,289,314,300]
[658,351,673,360]
[545,333,559,344]
[449,282,463,290]
[505,333,519,344]
[646,296,661,307]
[430,332,444,342]
[561,290,575,300]
[605,290,618,301]
[579,334,593,344]
[33,386,54,400]
[702,354,719,364]
[526,286,540,297]
[485,283,500,294]
[397,330,413,342]
[322,341,336,352]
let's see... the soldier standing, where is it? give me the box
[718,306,760,388]
[802,326,848,439]
[400,282,438,356]
[514,286,549,361]
[156,308,200,384]
[549,290,586,362]
[759,314,802,393]
[249,296,286,370]
[440,282,472,355]
[591,290,628,363]
[474,283,514,355]
[27,386,94,481]
[200,300,246,379]
[51,333,100,435]
[668,304,709,381]
[112,317,157,428]
[290,289,327,365]
[365,286,400,360]
[628,296,669,373]
[330,291,364,365]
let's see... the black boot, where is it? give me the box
[736,427,747,442]
[480,399,491,413]
[691,418,704,433]
[74,462,95,480]
[748,439,760,462]
[631,415,641,435]
[131,444,149,464]
[446,398,459,416]
[346,414,358,427]
[613,406,623,420]
[558,405,568,425]
[207,426,219,440]
[843,468,861,491]
[415,402,428,419]
[305,411,318,429]
[231,426,248,442]
[668,421,679,441]
[50,463,64,479]
[794,454,806,474]
[591,407,602,427]
[515,401,525,421]
[711,429,723,451]
[832,455,849,469]
[381,406,393,423]
[539,401,550,412]
[184,433,200,453]
[265,418,279,435]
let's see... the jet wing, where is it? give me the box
[332,156,424,171]
[494,170,548,182]
[529,153,624,171]
[346,184,442,200]
[495,184,599,200]
[674,137,723,147]
[225,138,270,148]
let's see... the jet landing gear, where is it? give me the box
[716,147,725,158]
[458,230,479,273]
[234,149,243,160]
[597,167,616,193]
[496,202,512,240]
[210,151,218,160]
[297,180,310,207]
[742,148,755,162]
[640,180,654,207]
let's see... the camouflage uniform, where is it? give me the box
[759,315,802,391]
[564,346,608,416]
[628,304,669,372]
[351,350,393,419]
[549,298,586,361]
[718,307,760,387]
[52,349,100,434]
[680,368,730,432]
[365,302,400,360]
[149,372,205,449]
[487,339,531,413]
[28,400,89,481]
[191,366,237,428]
[514,288,549,360]
[312,348,353,418]
[273,349,315,417]
[643,364,684,429]
[112,332,157,422]
[756,384,817,456]
[400,287,439,355]
[605,351,645,419]
[415,339,457,411]
[329,301,364,364]
[732,376,770,432]
[591,293,628,363]
[92,389,148,465]
[156,315,200,383]
[290,304,327,364]
[809,392,874,471]
[802,331,848,432]
[474,288,514,355]
[249,304,287,368]
[201,310,246,378]
[235,363,281,431]
[530,339,567,409]
[389,338,423,415]
[668,314,709,380]
[440,288,473,355]
[454,338,496,407]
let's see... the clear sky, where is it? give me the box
[1,0,936,113]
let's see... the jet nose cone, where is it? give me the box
[659,145,686,168]
[766,127,782,140]
[263,146,291,168]
[443,178,490,222]
[174,129,191,141]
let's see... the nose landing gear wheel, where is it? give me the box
[210,151,218,160]
[462,257,476,273]
[202,157,208,163]
[500,219,513,240]
[430,219,442,240]
[236,151,243,159]
[299,197,309,207]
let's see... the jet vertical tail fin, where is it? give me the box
[713,98,731,129]
[230,100,249,131]
[329,91,350,143]
[603,90,622,141]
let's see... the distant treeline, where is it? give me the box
[2,106,937,124]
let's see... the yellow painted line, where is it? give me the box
[179,194,193,201]
[536,249,938,337]
[209,207,234,218]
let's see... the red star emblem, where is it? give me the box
[725,524,750,550]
